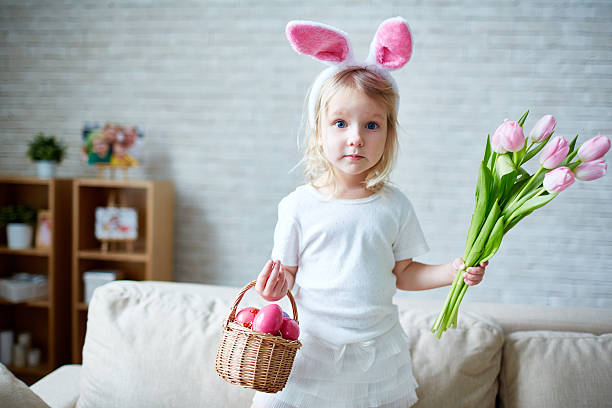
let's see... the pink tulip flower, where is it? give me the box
[491,119,525,154]
[574,160,607,181]
[577,134,611,162]
[543,166,575,193]
[529,115,556,143]
[539,136,569,169]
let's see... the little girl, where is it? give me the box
[252,18,488,408]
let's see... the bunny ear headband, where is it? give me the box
[285,17,413,125]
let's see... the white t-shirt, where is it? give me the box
[272,184,429,344]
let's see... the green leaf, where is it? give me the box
[502,167,547,215]
[499,170,518,203]
[489,151,498,176]
[568,134,579,153]
[502,183,542,218]
[521,134,552,165]
[517,110,529,127]
[504,210,533,233]
[466,199,501,267]
[563,151,578,166]
[501,175,528,208]
[484,134,492,169]
[495,154,517,201]
[0,204,37,225]
[517,167,531,179]
[27,132,66,162]
[495,154,515,178]
[464,162,491,260]
[480,217,505,263]
[517,139,529,167]
[504,193,558,233]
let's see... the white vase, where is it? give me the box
[6,224,33,249]
[36,161,57,178]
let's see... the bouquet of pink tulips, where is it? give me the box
[432,111,610,339]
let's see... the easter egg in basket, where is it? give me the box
[235,307,259,329]
[280,317,300,340]
[252,304,283,335]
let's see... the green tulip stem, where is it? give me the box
[448,283,469,329]
[444,272,467,327]
[533,187,546,199]
[507,165,544,210]
[431,266,465,333]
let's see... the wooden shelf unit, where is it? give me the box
[71,178,174,363]
[0,177,72,384]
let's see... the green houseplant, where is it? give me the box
[27,132,67,178]
[0,204,37,249]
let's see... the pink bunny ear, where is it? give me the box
[367,17,413,70]
[286,21,352,64]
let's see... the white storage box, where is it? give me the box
[84,270,123,304]
[0,273,48,303]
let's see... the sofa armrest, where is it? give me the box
[30,365,81,408]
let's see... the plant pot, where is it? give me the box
[6,223,33,249]
[36,161,58,178]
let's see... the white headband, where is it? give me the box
[285,17,413,125]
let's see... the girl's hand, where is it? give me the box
[452,257,488,286]
[255,260,289,301]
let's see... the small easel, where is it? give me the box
[100,191,135,253]
[96,164,130,180]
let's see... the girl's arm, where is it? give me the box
[255,260,298,301]
[392,258,487,291]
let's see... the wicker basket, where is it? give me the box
[215,280,302,393]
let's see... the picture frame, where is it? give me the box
[35,210,52,248]
[94,207,138,241]
[82,123,144,167]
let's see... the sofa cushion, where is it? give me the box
[76,281,256,408]
[400,309,504,408]
[0,363,50,408]
[499,331,612,408]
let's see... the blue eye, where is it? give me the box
[366,122,379,130]
[334,120,347,129]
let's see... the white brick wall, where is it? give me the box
[1,0,611,308]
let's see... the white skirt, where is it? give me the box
[252,321,418,408]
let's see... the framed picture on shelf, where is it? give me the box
[94,207,138,240]
[81,123,144,167]
[35,210,52,248]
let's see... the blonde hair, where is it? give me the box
[300,67,399,196]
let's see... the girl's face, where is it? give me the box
[320,88,388,183]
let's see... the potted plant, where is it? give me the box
[0,205,37,249]
[27,132,67,178]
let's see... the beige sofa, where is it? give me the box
[4,280,612,407]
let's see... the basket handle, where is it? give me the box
[226,280,299,327]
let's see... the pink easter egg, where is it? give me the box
[252,304,283,335]
[235,307,259,329]
[280,317,300,340]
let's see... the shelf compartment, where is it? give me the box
[74,183,148,253]
[71,178,173,364]
[0,180,49,209]
[1,305,50,377]
[0,177,72,385]
[75,259,146,304]
[0,256,48,277]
